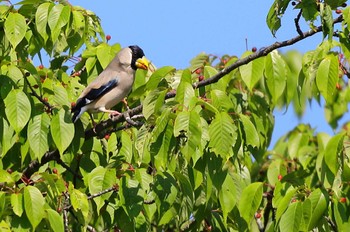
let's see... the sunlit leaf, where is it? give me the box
[46,209,64,232]
[238,182,263,226]
[27,113,50,160]
[208,112,237,159]
[239,114,260,148]
[324,132,345,175]
[279,201,302,232]
[24,186,45,229]
[48,4,71,42]
[4,12,27,49]
[4,90,31,133]
[240,51,265,91]
[50,108,75,155]
[316,53,339,103]
[35,2,52,42]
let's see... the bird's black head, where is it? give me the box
[129,45,145,70]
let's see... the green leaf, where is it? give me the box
[24,186,45,229]
[324,132,344,175]
[11,193,23,217]
[53,84,70,107]
[307,189,328,230]
[274,184,297,222]
[4,90,31,133]
[70,189,89,220]
[48,4,71,42]
[0,118,16,156]
[296,0,318,21]
[119,131,133,163]
[96,43,119,68]
[321,4,333,40]
[0,221,11,232]
[174,110,202,163]
[208,112,237,159]
[142,88,167,120]
[46,209,64,232]
[35,2,52,42]
[146,66,175,91]
[4,12,27,49]
[240,52,265,91]
[219,174,236,223]
[88,166,116,211]
[174,69,195,109]
[265,50,288,104]
[238,182,263,225]
[50,108,75,155]
[27,113,50,160]
[316,53,339,104]
[266,0,289,36]
[239,114,260,148]
[279,201,302,232]
[267,159,287,186]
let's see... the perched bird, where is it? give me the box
[71,45,150,123]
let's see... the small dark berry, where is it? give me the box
[336,9,342,14]
[195,68,201,74]
[255,212,261,219]
[342,3,347,7]
[104,134,110,140]
[291,1,296,6]
[53,168,58,174]
[38,64,44,70]
[7,169,13,174]
[33,84,39,89]
[198,75,204,81]
[252,47,257,52]
[106,35,111,41]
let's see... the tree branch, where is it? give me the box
[87,185,118,200]
[20,15,343,180]
[294,10,303,37]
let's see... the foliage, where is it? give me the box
[0,0,350,231]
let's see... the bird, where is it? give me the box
[71,45,150,123]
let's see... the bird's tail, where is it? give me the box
[72,109,82,123]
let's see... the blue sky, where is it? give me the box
[69,1,347,146]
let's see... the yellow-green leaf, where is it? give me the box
[316,53,339,103]
[208,112,237,159]
[50,108,74,154]
[24,186,45,229]
[28,113,50,160]
[238,182,263,226]
[265,50,288,104]
[4,90,31,133]
[4,12,27,49]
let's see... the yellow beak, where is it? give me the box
[135,56,150,70]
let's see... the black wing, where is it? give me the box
[71,78,118,119]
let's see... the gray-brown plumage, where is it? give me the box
[72,45,149,123]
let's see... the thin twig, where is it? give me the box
[56,158,83,180]
[63,191,70,232]
[87,185,118,200]
[86,225,97,232]
[294,10,303,37]
[23,72,54,113]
